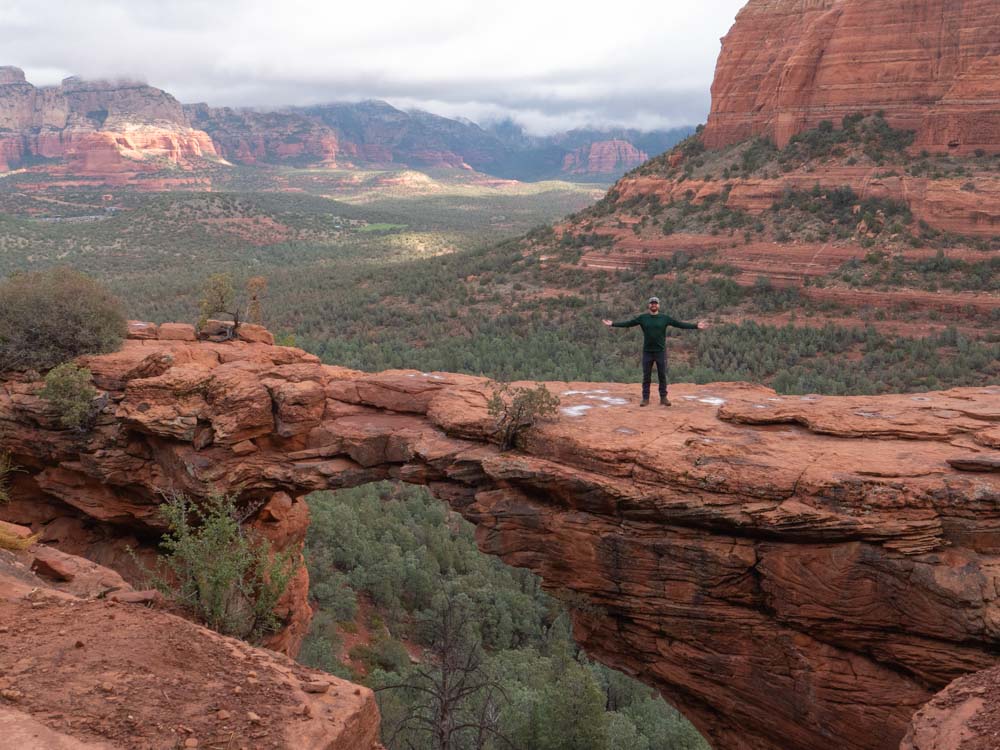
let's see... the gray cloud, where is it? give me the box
[5,0,746,134]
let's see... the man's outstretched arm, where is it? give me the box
[602,316,640,328]
[664,316,709,330]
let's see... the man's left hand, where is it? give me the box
[697,320,709,330]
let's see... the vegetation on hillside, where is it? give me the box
[1,172,994,396]
[832,250,1000,293]
[0,451,20,505]
[636,113,919,181]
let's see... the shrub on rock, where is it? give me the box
[142,492,299,641]
[488,382,560,451]
[39,363,99,430]
[0,268,126,371]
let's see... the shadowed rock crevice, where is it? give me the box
[1,331,998,750]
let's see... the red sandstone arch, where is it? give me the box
[1,332,998,750]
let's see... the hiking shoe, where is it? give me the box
[639,399,650,407]
[660,397,671,407]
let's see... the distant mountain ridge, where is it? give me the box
[186,99,692,179]
[0,65,691,182]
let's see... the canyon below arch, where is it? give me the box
[1,327,998,750]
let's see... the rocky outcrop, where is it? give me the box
[0,537,382,749]
[703,0,1000,154]
[561,139,649,175]
[1,330,999,749]
[0,67,219,175]
[902,663,1000,750]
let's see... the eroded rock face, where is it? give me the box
[1,330,998,750]
[704,0,1000,154]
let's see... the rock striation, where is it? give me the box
[183,104,342,166]
[703,0,1000,154]
[1,330,998,750]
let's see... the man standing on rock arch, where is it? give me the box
[603,297,708,407]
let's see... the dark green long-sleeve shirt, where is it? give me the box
[612,313,698,352]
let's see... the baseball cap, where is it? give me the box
[648,297,660,304]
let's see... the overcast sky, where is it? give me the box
[2,0,747,134]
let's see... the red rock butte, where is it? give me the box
[1,327,999,749]
[703,0,1000,153]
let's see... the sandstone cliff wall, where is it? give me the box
[1,330,998,749]
[704,0,1000,154]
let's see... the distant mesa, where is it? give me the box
[561,139,649,175]
[0,67,221,181]
[0,65,26,84]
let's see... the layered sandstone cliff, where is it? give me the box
[0,67,219,175]
[1,330,998,750]
[187,100,494,171]
[703,0,1000,153]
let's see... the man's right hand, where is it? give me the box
[602,319,613,327]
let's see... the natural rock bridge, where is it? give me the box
[1,328,999,750]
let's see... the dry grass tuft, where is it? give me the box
[0,528,38,551]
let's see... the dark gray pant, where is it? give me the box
[641,350,667,400]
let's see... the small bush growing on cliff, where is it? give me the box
[197,273,267,338]
[39,363,99,430]
[0,268,126,371]
[144,492,298,641]
[487,382,560,451]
